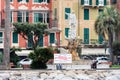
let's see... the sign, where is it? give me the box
[54,54,72,63]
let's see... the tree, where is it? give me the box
[2,0,11,69]
[13,22,48,49]
[94,6,120,63]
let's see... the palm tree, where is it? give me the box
[94,6,120,63]
[2,0,10,69]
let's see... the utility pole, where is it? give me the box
[3,0,10,69]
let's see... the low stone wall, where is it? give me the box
[0,70,120,80]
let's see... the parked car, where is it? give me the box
[18,58,32,67]
[96,57,112,65]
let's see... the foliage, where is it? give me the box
[0,52,3,64]
[10,47,21,65]
[13,22,48,49]
[28,47,54,69]
[112,41,120,56]
[111,65,120,68]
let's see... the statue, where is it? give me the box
[65,12,77,39]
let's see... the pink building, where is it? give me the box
[0,0,60,51]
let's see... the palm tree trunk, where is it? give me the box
[3,0,10,69]
[108,31,114,64]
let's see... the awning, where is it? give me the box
[81,48,110,55]
[15,50,33,56]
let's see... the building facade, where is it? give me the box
[0,0,60,49]
[52,0,110,46]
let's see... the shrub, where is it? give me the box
[28,47,54,69]
[10,47,21,66]
[112,41,120,56]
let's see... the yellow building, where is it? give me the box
[52,0,110,46]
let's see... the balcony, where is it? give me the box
[46,19,61,32]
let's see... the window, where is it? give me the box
[18,0,29,2]
[34,0,43,3]
[65,8,71,19]
[84,28,89,44]
[98,9,103,15]
[84,0,89,5]
[54,8,57,19]
[99,0,104,6]
[34,0,49,3]
[81,0,92,5]
[111,0,116,4]
[34,13,43,23]
[50,33,55,44]
[84,9,89,20]
[26,12,29,22]
[10,0,13,2]
[17,11,29,22]
[12,32,18,43]
[0,32,3,43]
[17,12,22,22]
[96,0,106,6]
[65,28,69,38]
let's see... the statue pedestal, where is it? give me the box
[67,39,80,61]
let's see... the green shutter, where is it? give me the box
[26,0,29,2]
[26,12,29,22]
[84,28,89,44]
[98,34,103,44]
[0,32,2,43]
[90,0,92,5]
[81,0,84,5]
[65,8,71,19]
[96,0,98,5]
[0,32,2,37]
[13,32,18,43]
[84,9,89,20]
[50,33,55,44]
[10,12,12,22]
[65,28,69,38]
[104,0,107,5]
[39,35,43,47]
[28,35,33,48]
[47,0,50,3]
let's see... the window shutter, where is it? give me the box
[89,0,92,5]
[13,32,18,43]
[39,35,43,47]
[65,8,71,19]
[98,34,103,44]
[84,28,89,44]
[65,28,69,38]
[96,0,98,5]
[81,0,84,5]
[26,0,29,2]
[28,35,33,48]
[50,33,55,44]
[104,0,107,5]
[84,9,89,20]
[47,0,50,3]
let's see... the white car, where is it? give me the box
[18,58,32,66]
[96,57,112,65]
